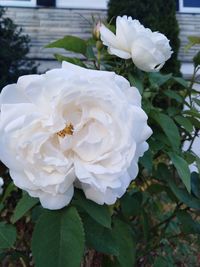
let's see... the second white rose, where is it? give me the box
[100,16,172,72]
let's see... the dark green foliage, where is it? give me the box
[107,0,181,75]
[1,22,200,267]
[31,207,85,267]
[0,8,37,90]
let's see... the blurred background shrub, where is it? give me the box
[0,7,37,90]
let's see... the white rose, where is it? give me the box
[0,62,152,209]
[0,177,4,195]
[100,16,172,72]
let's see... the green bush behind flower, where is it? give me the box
[0,8,37,90]
[0,20,200,267]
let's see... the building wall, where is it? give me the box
[5,7,106,71]
[4,7,200,72]
[177,12,200,63]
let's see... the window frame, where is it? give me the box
[56,0,108,9]
[179,0,200,13]
[0,0,36,7]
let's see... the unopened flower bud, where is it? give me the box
[93,21,101,40]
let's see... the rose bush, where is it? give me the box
[100,16,172,72]
[0,14,200,267]
[0,62,152,209]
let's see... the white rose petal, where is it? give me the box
[100,16,173,72]
[0,62,152,209]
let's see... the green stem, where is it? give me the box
[187,66,199,106]
[19,257,27,267]
[97,50,101,70]
[187,129,199,152]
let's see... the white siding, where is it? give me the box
[4,8,200,73]
[5,7,106,71]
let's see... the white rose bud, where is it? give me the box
[93,21,102,40]
[0,62,152,209]
[100,15,173,72]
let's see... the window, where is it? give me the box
[56,0,108,9]
[0,0,36,7]
[179,0,200,12]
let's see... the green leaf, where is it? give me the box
[128,74,144,94]
[152,113,180,150]
[185,36,200,50]
[188,116,200,128]
[54,53,87,67]
[153,131,171,147]
[164,90,183,103]
[149,138,164,153]
[1,182,16,203]
[147,184,168,195]
[149,72,172,86]
[193,51,200,67]
[188,36,200,44]
[74,190,111,228]
[193,98,200,106]
[102,256,121,267]
[31,207,85,267]
[82,215,118,256]
[46,36,87,55]
[196,157,200,177]
[183,109,200,120]
[173,77,188,88]
[154,164,178,202]
[177,210,200,234]
[174,115,193,133]
[31,205,44,223]
[121,192,142,217]
[139,150,153,173]
[168,178,200,209]
[113,219,136,267]
[0,222,16,249]
[11,193,39,223]
[168,152,191,192]
[167,107,179,117]
[184,151,196,165]
[85,45,96,60]
[191,172,200,199]
[141,210,149,242]
[153,257,169,267]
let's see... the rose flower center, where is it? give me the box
[57,123,74,138]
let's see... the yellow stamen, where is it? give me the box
[57,123,74,138]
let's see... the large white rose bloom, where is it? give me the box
[100,16,172,72]
[0,62,152,209]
